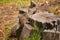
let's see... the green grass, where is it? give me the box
[0,0,31,6]
[5,20,16,40]
[25,21,42,40]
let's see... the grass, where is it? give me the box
[5,20,16,40]
[25,21,42,40]
[0,0,31,6]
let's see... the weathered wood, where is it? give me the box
[28,12,57,23]
[27,12,60,40]
[20,24,34,40]
[42,30,60,40]
[8,18,20,40]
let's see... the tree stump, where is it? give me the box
[20,24,34,40]
[42,30,60,40]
